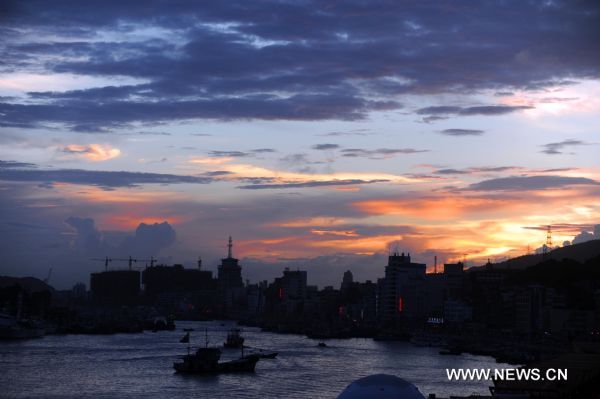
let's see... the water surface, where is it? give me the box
[0,320,506,398]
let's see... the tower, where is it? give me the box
[227,236,233,258]
[543,225,552,256]
[218,236,243,309]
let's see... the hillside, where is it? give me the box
[0,276,55,293]
[472,239,600,271]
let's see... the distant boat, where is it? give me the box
[224,328,245,348]
[0,312,45,339]
[439,348,462,356]
[145,316,175,332]
[318,342,327,348]
[174,346,259,373]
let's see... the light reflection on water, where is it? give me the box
[0,320,507,398]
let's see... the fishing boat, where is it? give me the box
[174,329,259,374]
[174,347,259,373]
[224,328,245,348]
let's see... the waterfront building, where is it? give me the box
[217,237,245,310]
[378,252,426,324]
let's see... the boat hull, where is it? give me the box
[174,355,259,374]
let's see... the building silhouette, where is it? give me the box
[378,252,426,324]
[90,270,140,305]
[218,236,245,310]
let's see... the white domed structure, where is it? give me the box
[337,374,425,399]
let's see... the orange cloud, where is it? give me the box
[353,196,517,220]
[310,229,359,237]
[60,144,121,161]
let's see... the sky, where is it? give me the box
[1,0,599,289]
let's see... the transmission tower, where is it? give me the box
[543,225,552,256]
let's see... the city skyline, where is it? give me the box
[1,1,599,288]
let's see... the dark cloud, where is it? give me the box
[540,139,591,155]
[523,223,598,233]
[319,129,374,137]
[311,143,340,150]
[0,94,386,131]
[238,179,389,190]
[0,160,37,168]
[341,148,428,159]
[434,166,519,175]
[209,150,250,158]
[0,164,214,189]
[439,128,485,136]
[252,148,276,154]
[467,175,599,191]
[1,1,598,128]
[202,170,233,176]
[209,148,276,157]
[417,105,533,119]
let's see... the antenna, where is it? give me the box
[227,236,233,258]
[434,255,437,274]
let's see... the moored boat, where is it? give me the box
[0,312,45,339]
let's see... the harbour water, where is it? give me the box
[0,320,509,398]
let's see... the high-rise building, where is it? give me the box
[378,252,426,324]
[341,270,354,292]
[280,268,308,300]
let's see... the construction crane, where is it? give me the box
[137,256,157,268]
[91,256,113,271]
[114,256,137,271]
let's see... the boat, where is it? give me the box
[318,342,327,348]
[174,329,260,374]
[247,350,278,359]
[0,312,45,339]
[144,316,176,332]
[224,328,245,348]
[257,351,278,359]
[174,347,260,373]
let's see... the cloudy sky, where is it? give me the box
[1,0,599,288]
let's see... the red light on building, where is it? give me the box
[278,287,284,299]
[398,297,404,312]
[338,306,345,316]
